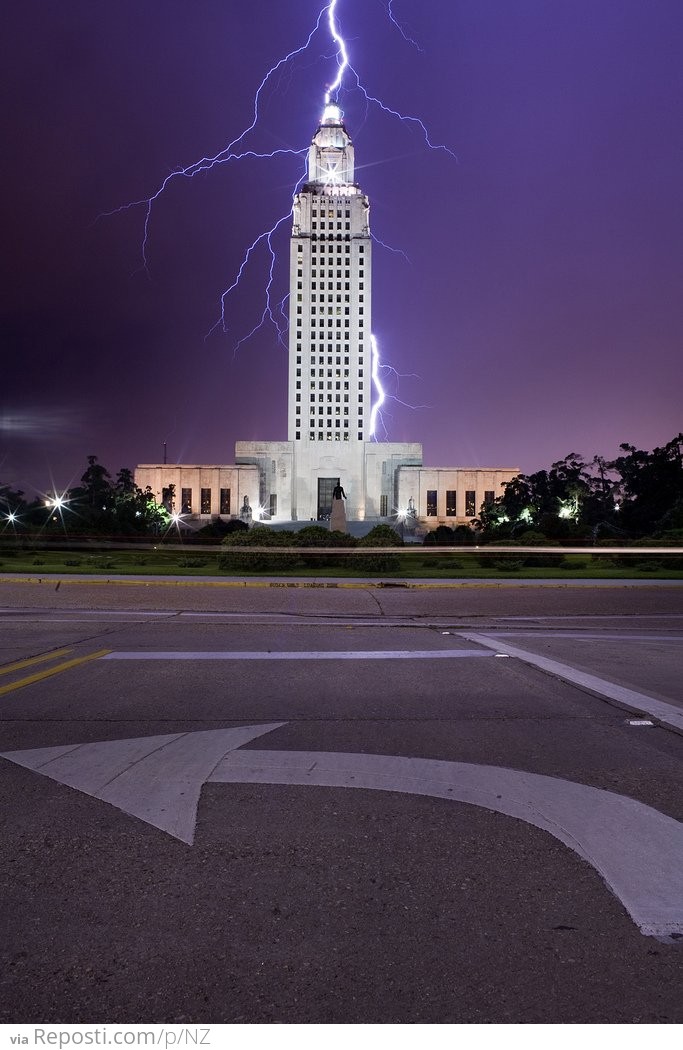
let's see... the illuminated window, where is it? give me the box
[220,489,231,515]
[181,488,192,514]
[446,491,457,516]
[200,488,211,515]
[427,491,437,517]
[465,491,476,517]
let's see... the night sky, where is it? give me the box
[2,0,682,497]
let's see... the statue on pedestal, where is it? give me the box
[240,495,253,524]
[330,479,348,533]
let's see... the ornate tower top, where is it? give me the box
[307,104,355,186]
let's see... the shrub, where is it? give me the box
[352,551,402,573]
[361,524,404,546]
[351,524,403,572]
[424,525,455,546]
[293,524,356,569]
[64,559,82,567]
[514,530,565,568]
[219,527,300,571]
[197,518,248,538]
[491,558,523,572]
[177,557,209,568]
[421,557,464,572]
[453,525,476,546]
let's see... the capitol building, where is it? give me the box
[136,104,517,529]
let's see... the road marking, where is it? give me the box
[0,649,112,698]
[0,648,72,676]
[102,649,494,661]
[2,725,682,940]
[461,632,683,734]
[489,632,683,643]
[1,724,284,844]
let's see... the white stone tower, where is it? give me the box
[287,102,373,519]
[135,105,518,526]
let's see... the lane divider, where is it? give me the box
[0,648,72,677]
[0,649,112,698]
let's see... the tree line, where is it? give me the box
[2,434,682,542]
[476,433,683,541]
[0,456,168,535]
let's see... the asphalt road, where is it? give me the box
[1,576,682,1023]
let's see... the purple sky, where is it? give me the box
[2,0,682,497]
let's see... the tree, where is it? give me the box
[611,434,683,536]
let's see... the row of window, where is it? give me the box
[296,275,364,291]
[297,408,361,418]
[295,432,362,442]
[298,243,363,253]
[305,319,364,328]
[297,357,364,367]
[310,209,351,218]
[161,488,232,516]
[425,490,495,517]
[296,342,364,352]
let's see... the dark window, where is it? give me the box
[161,487,174,512]
[220,488,231,515]
[465,491,476,517]
[181,488,192,514]
[484,490,495,506]
[446,490,457,516]
[380,494,388,517]
[427,490,437,516]
[269,494,277,517]
[200,488,211,515]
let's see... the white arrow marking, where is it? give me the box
[2,728,682,940]
[1,724,284,845]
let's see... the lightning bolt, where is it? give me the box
[107,0,455,431]
[385,1,424,52]
[369,334,387,439]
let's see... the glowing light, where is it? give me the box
[6,511,17,524]
[558,497,579,520]
[322,102,343,124]
[369,334,387,439]
[46,494,68,511]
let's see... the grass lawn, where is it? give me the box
[0,545,682,580]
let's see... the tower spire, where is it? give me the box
[308,104,355,186]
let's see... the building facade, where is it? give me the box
[135,105,519,528]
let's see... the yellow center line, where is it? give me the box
[0,649,112,698]
[0,648,72,677]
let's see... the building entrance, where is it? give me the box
[317,477,338,520]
